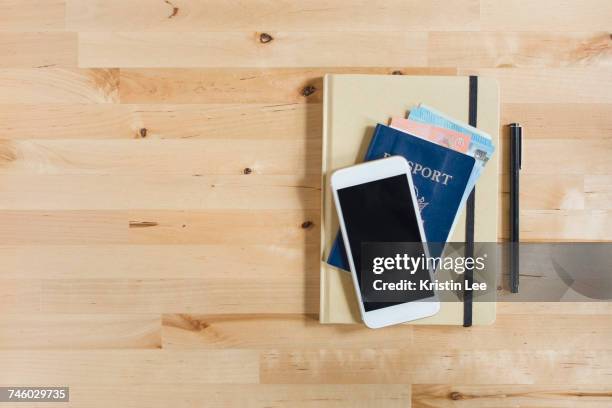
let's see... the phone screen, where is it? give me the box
[337,174,433,311]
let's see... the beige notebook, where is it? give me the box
[320,74,499,325]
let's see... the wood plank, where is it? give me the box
[0,0,64,31]
[260,349,612,384]
[521,210,612,241]
[163,314,414,350]
[522,139,612,175]
[65,384,410,408]
[481,0,612,31]
[500,174,586,210]
[0,104,137,139]
[79,31,428,68]
[458,68,612,104]
[161,313,612,351]
[521,175,584,210]
[411,314,612,352]
[429,32,612,68]
[119,67,457,104]
[412,384,612,407]
[0,175,320,210]
[40,279,317,314]
[0,139,321,175]
[0,210,318,245]
[0,350,258,384]
[125,209,319,245]
[585,176,612,210]
[0,32,77,68]
[497,302,612,315]
[118,68,327,104]
[0,68,119,103]
[0,103,321,140]
[501,103,612,139]
[66,0,478,31]
[0,314,161,349]
[0,211,126,245]
[0,244,317,279]
[0,279,41,313]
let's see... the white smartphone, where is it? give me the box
[331,155,440,328]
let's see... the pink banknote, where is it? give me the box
[390,117,470,153]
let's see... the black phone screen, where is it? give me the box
[337,174,433,311]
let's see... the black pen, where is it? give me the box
[509,123,522,293]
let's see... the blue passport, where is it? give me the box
[327,124,476,271]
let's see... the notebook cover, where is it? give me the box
[320,74,499,325]
[327,124,476,270]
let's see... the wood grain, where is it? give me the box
[0,175,320,210]
[119,67,456,104]
[501,173,581,209]
[497,302,612,315]
[522,139,612,175]
[520,175,584,210]
[429,32,612,68]
[0,32,77,68]
[161,313,612,351]
[0,68,119,103]
[66,384,411,408]
[459,68,612,104]
[0,103,321,139]
[0,244,317,279]
[501,103,612,139]
[521,210,612,241]
[0,280,41,313]
[0,210,126,244]
[0,139,321,175]
[0,0,65,31]
[260,349,612,384]
[66,0,479,31]
[0,210,319,245]
[1,0,611,406]
[126,210,319,245]
[0,314,161,349]
[39,278,318,314]
[79,31,428,68]
[585,176,612,210]
[412,384,612,407]
[0,350,259,384]
[480,0,612,31]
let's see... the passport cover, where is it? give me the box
[327,124,476,271]
[320,74,499,325]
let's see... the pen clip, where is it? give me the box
[510,123,523,170]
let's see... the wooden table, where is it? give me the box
[1,1,611,406]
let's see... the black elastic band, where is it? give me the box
[463,76,477,327]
